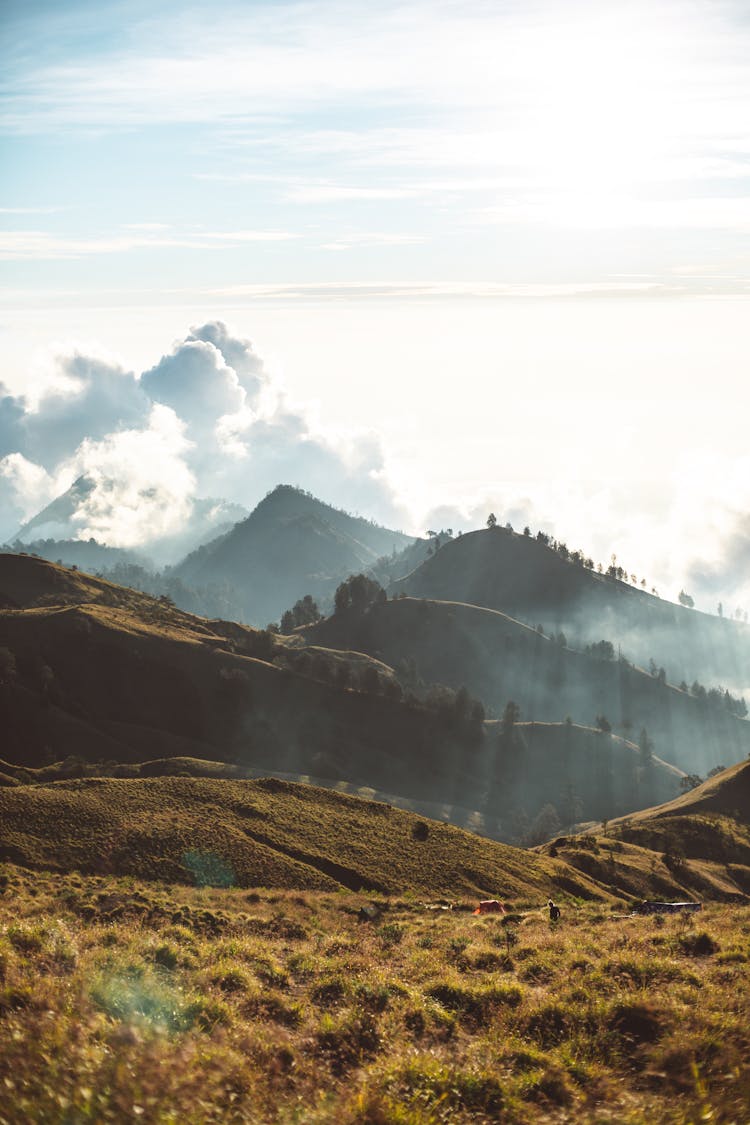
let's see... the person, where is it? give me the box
[548,899,561,922]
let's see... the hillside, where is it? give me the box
[306,595,750,776]
[174,485,416,624]
[546,762,750,903]
[618,758,750,824]
[390,527,750,692]
[0,554,681,839]
[0,774,611,900]
[0,556,469,807]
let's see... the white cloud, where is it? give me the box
[67,405,195,548]
[0,321,404,551]
[0,228,299,261]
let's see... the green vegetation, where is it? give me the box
[1,864,748,1124]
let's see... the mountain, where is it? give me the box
[174,484,417,625]
[13,474,96,542]
[0,553,680,838]
[11,475,248,565]
[389,527,750,692]
[305,595,750,776]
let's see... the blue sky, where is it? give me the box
[1,0,750,612]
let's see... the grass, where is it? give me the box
[0,775,611,900]
[1,862,749,1124]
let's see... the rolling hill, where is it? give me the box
[174,484,417,624]
[0,554,682,838]
[389,527,750,693]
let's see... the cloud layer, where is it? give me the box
[0,321,402,554]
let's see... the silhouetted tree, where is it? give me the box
[680,774,703,792]
[638,727,654,767]
[678,590,695,609]
[333,574,385,616]
[486,512,497,529]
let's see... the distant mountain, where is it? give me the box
[14,475,97,542]
[389,527,750,691]
[174,484,416,625]
[12,475,248,564]
[306,595,750,776]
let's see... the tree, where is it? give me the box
[501,700,521,734]
[678,590,694,609]
[486,512,497,529]
[680,774,703,792]
[595,714,612,733]
[638,727,654,767]
[280,594,321,633]
[333,574,385,616]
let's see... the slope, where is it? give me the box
[174,484,415,624]
[0,555,494,828]
[306,595,750,776]
[0,775,608,900]
[549,761,750,902]
[390,527,750,693]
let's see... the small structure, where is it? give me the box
[632,900,702,915]
[473,899,504,915]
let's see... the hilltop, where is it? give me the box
[306,594,750,776]
[173,485,416,624]
[390,527,750,691]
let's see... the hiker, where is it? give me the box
[548,899,561,922]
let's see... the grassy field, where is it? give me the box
[1,862,748,1124]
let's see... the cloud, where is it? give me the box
[68,405,195,548]
[0,228,298,261]
[686,506,750,616]
[0,352,150,469]
[0,321,404,553]
[141,339,245,433]
[0,453,57,541]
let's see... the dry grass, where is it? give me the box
[1,863,748,1124]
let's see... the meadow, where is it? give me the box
[1,862,748,1124]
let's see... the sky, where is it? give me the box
[1,0,750,611]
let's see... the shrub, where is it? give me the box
[678,931,719,957]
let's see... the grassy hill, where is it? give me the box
[306,594,750,776]
[0,774,612,900]
[544,762,750,903]
[174,485,415,624]
[390,527,750,693]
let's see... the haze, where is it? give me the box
[2,0,749,610]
